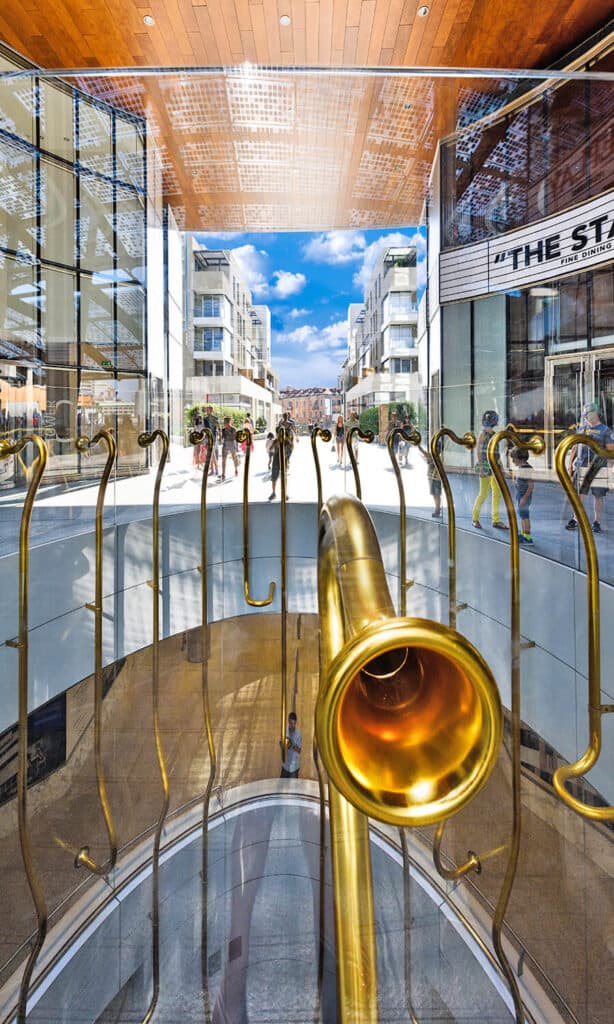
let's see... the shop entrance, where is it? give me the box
[544,350,614,467]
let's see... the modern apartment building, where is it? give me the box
[342,246,420,414]
[184,239,279,425]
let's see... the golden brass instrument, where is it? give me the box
[310,425,332,511]
[316,494,503,1022]
[387,425,422,614]
[346,425,373,499]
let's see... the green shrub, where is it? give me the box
[184,403,245,430]
[359,407,379,435]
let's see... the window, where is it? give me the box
[194,294,222,318]
[389,324,416,345]
[194,327,224,352]
[384,291,416,320]
[391,357,417,374]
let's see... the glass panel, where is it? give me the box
[0,137,36,259]
[0,54,35,142]
[78,172,115,273]
[115,114,144,190]
[77,97,113,178]
[0,253,38,361]
[40,158,75,266]
[39,81,74,161]
[40,265,77,365]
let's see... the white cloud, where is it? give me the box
[352,230,423,291]
[273,351,342,388]
[281,318,347,354]
[288,307,309,319]
[230,243,269,294]
[302,230,367,265]
[271,269,306,298]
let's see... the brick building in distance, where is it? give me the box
[279,386,343,432]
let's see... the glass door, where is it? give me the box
[544,354,589,468]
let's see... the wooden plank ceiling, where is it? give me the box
[1,1,613,230]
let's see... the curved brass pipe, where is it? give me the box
[387,426,421,615]
[136,430,170,1024]
[316,494,502,1022]
[429,428,476,630]
[553,433,614,820]
[399,828,419,1024]
[346,425,374,499]
[429,429,482,882]
[310,426,332,511]
[74,428,118,876]
[0,435,48,1024]
[189,426,217,1023]
[277,425,290,764]
[487,428,544,1024]
[236,428,275,607]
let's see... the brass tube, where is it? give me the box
[553,434,614,820]
[487,428,544,1024]
[346,425,374,500]
[277,425,290,764]
[387,426,421,615]
[399,828,419,1024]
[236,428,275,607]
[189,427,217,1024]
[74,428,118,876]
[429,429,476,630]
[430,428,481,882]
[309,423,332,1022]
[136,429,170,1024]
[0,435,48,1024]
[310,426,332,511]
[317,494,503,1022]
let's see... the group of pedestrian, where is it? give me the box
[191,406,255,482]
[471,404,614,544]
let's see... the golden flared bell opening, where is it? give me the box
[315,617,502,827]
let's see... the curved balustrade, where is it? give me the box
[0,428,613,1024]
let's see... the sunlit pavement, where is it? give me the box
[1,436,614,583]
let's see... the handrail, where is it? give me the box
[399,828,419,1024]
[488,427,545,1024]
[552,434,614,820]
[277,425,290,765]
[429,428,482,881]
[386,425,421,615]
[189,426,217,1024]
[236,428,275,607]
[0,435,48,1024]
[310,426,332,511]
[74,428,118,877]
[346,425,373,499]
[136,429,170,1024]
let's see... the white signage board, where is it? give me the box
[440,190,614,304]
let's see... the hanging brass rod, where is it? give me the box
[346,425,373,500]
[0,435,48,1024]
[237,428,275,607]
[429,428,476,630]
[74,429,118,877]
[399,828,419,1024]
[277,425,290,764]
[136,430,170,1024]
[488,428,544,1024]
[310,426,332,511]
[188,427,216,1024]
[429,428,482,881]
[553,434,614,820]
[309,423,332,1024]
[386,426,421,614]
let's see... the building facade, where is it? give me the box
[279,385,342,430]
[342,246,421,416]
[184,240,279,427]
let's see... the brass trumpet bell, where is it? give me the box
[316,616,502,828]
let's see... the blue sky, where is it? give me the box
[196,228,426,388]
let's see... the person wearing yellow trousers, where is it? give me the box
[472,410,509,531]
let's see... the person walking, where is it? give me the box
[472,410,508,531]
[280,712,302,778]
[334,414,345,466]
[220,416,239,481]
[566,402,614,534]
[511,448,535,544]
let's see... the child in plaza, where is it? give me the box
[510,448,534,544]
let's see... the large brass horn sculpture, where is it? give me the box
[316,495,503,1022]
[316,493,503,829]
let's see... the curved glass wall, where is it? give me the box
[0,54,613,1024]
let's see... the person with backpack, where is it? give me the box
[565,402,614,534]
